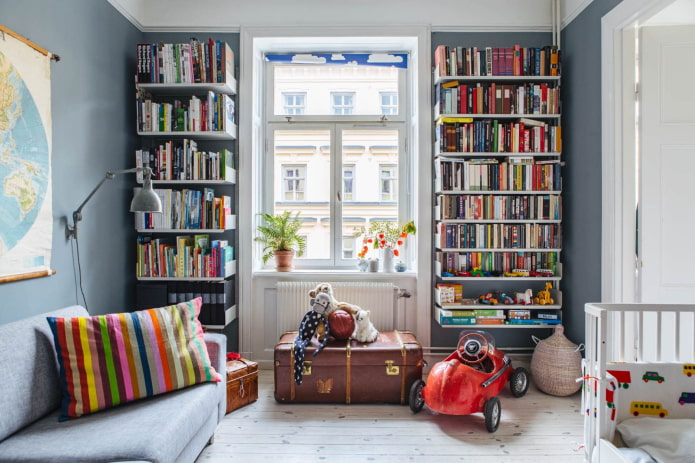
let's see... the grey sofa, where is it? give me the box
[0,305,226,463]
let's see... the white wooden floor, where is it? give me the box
[197,368,585,463]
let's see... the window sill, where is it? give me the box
[253,268,417,279]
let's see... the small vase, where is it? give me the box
[368,258,379,272]
[381,247,394,272]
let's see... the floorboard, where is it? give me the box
[197,370,585,462]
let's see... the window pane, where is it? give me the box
[274,65,399,116]
[341,129,399,260]
[380,92,398,115]
[273,129,330,259]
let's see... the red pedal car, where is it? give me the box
[409,330,529,432]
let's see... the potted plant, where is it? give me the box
[255,211,306,271]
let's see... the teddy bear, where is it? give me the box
[308,282,360,342]
[293,292,331,386]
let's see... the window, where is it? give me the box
[380,92,398,115]
[283,93,305,115]
[261,48,412,269]
[343,165,354,201]
[342,236,355,259]
[331,92,354,115]
[380,165,397,201]
[282,165,305,201]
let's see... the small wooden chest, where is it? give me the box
[226,358,259,414]
[274,330,423,404]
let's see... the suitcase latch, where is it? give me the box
[302,361,312,375]
[385,360,400,375]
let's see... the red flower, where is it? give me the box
[393,249,400,257]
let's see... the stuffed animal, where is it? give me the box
[308,282,360,342]
[353,309,378,343]
[293,292,331,386]
[308,282,361,316]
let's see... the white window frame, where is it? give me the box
[240,25,433,361]
[266,123,405,269]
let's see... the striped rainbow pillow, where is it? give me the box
[46,298,221,420]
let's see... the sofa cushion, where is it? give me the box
[0,305,88,442]
[0,381,218,463]
[46,298,221,420]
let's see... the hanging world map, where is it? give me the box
[0,50,49,261]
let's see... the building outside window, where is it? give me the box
[380,92,398,115]
[331,92,355,115]
[282,165,305,201]
[342,236,356,259]
[380,164,397,201]
[282,92,305,115]
[264,52,409,268]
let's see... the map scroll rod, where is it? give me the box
[0,269,57,284]
[0,24,60,61]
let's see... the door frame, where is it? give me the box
[601,0,677,302]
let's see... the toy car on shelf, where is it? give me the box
[409,330,529,432]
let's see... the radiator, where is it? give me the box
[276,281,399,337]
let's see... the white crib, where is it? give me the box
[583,303,695,463]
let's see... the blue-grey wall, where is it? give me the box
[560,0,622,345]
[0,0,142,323]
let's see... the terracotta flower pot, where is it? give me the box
[273,250,295,272]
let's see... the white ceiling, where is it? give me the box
[108,0,591,32]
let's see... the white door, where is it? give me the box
[639,25,695,302]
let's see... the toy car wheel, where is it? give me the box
[484,396,501,433]
[510,367,530,398]
[409,379,425,413]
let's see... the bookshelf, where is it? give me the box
[432,44,563,337]
[133,39,238,332]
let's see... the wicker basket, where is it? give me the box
[531,325,583,396]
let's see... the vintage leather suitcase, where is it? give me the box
[274,330,423,404]
[226,358,259,413]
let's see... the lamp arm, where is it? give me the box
[67,167,152,239]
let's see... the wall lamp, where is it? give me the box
[65,167,162,240]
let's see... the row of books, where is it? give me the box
[436,251,559,275]
[436,223,561,250]
[136,39,234,85]
[136,141,234,182]
[438,194,562,221]
[434,45,560,78]
[136,235,234,279]
[135,279,234,326]
[134,188,233,230]
[135,91,235,133]
[436,118,562,154]
[436,82,560,116]
[436,158,562,192]
[436,307,561,326]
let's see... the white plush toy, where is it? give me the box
[352,309,378,343]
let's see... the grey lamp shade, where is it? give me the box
[130,179,162,212]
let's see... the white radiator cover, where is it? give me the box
[276,281,398,337]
